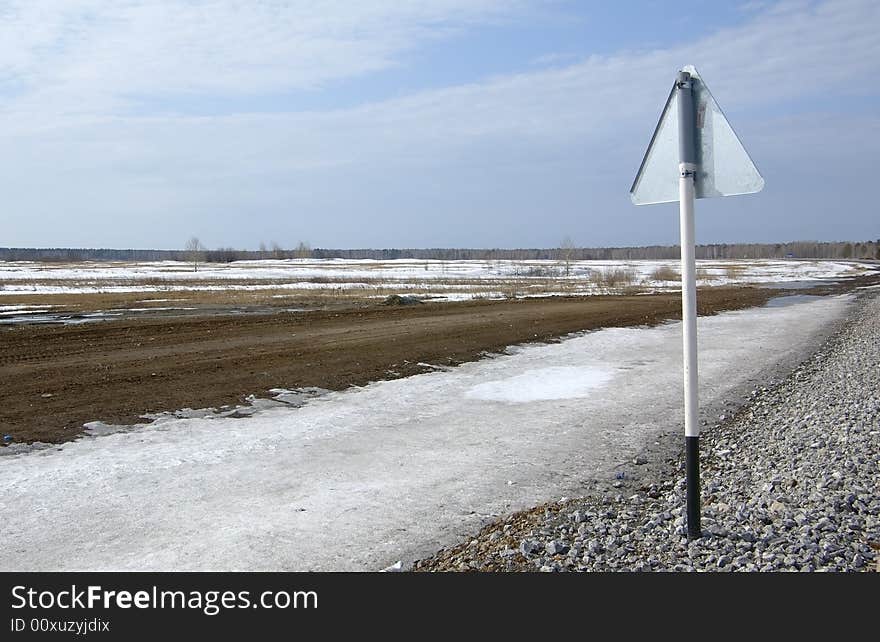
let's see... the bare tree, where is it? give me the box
[271,241,285,259]
[184,236,205,272]
[294,240,311,259]
[558,236,576,277]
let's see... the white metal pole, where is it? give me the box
[679,165,698,441]
[677,70,701,539]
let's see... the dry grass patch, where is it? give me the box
[589,267,638,290]
[696,268,717,282]
[723,263,746,280]
[649,265,679,282]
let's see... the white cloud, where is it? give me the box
[5,1,877,141]
[117,0,880,163]
[0,0,529,121]
[0,0,878,248]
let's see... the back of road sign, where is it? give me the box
[630,65,764,205]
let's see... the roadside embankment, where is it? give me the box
[415,289,880,572]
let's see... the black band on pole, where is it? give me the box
[685,435,701,539]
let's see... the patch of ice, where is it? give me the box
[0,304,54,313]
[269,387,331,407]
[135,390,331,426]
[415,363,447,371]
[125,307,198,312]
[0,441,55,457]
[465,366,616,403]
[83,421,132,437]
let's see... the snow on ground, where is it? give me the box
[0,294,852,571]
[0,304,53,311]
[0,304,54,316]
[0,258,873,298]
[466,366,616,403]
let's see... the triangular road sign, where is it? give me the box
[630,65,764,205]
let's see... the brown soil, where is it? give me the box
[5,269,878,447]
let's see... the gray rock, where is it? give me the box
[545,540,570,556]
[520,540,541,556]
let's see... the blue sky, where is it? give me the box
[0,0,877,250]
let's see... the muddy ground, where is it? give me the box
[0,278,874,446]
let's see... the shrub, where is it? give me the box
[591,267,637,290]
[525,265,561,278]
[649,265,679,281]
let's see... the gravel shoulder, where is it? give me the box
[414,289,880,572]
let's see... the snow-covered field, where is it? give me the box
[0,293,852,571]
[0,258,872,300]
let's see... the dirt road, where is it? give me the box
[1,291,856,571]
[0,287,796,445]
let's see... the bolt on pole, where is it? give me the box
[677,70,701,540]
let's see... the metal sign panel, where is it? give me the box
[630,66,764,205]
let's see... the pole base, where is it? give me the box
[686,436,701,539]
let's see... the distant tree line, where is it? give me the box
[323,240,877,261]
[1,240,877,263]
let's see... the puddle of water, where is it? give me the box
[764,294,823,308]
[0,314,62,325]
[0,306,311,325]
[0,312,123,326]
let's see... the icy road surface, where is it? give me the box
[0,295,851,571]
